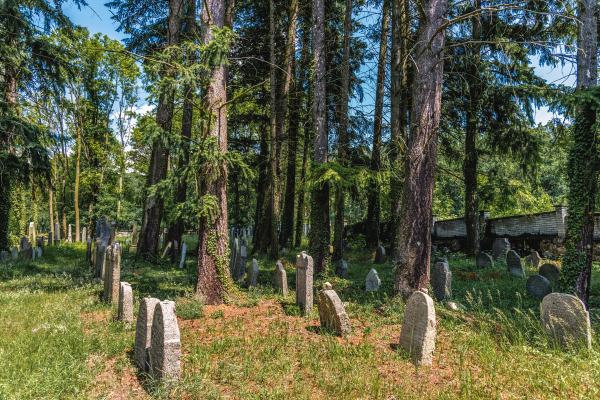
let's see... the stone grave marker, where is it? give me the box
[92,238,101,269]
[95,244,106,279]
[318,282,351,336]
[246,258,258,287]
[506,250,525,278]
[36,236,45,254]
[335,259,348,279]
[173,240,179,257]
[31,246,36,260]
[118,282,133,323]
[179,242,187,268]
[36,247,42,258]
[366,269,380,291]
[68,224,72,243]
[235,246,248,281]
[161,242,172,259]
[433,256,447,264]
[229,238,238,275]
[526,275,552,299]
[103,242,122,303]
[134,297,160,371]
[129,221,138,253]
[109,222,117,245]
[374,245,386,264]
[431,261,452,302]
[54,222,60,241]
[539,263,561,285]
[296,252,314,314]
[525,251,542,268]
[86,238,92,262]
[280,247,286,258]
[150,300,181,382]
[23,246,32,260]
[20,236,28,251]
[28,222,35,242]
[492,238,511,261]
[274,262,288,296]
[0,251,8,263]
[399,290,437,365]
[476,252,494,269]
[541,293,591,349]
[82,227,87,241]
[95,216,111,246]
[11,246,18,261]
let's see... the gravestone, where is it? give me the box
[23,246,32,260]
[399,290,437,366]
[20,236,28,251]
[296,252,314,314]
[31,246,36,260]
[229,238,239,275]
[68,224,72,243]
[335,259,348,279]
[539,263,561,285]
[431,262,452,302]
[433,256,447,264]
[274,262,288,296]
[28,222,35,242]
[161,242,172,259]
[374,245,386,264]
[103,242,122,303]
[235,246,248,281]
[134,297,161,371]
[54,222,60,241]
[11,246,18,261]
[86,238,92,262]
[0,251,8,263]
[179,242,187,268]
[492,238,511,260]
[36,247,42,258]
[506,250,525,278]
[525,251,542,268]
[476,252,494,269]
[366,269,380,291]
[526,275,552,299]
[173,240,179,257]
[280,248,286,258]
[36,236,45,254]
[118,282,133,323]
[246,259,259,287]
[92,238,101,269]
[150,300,181,382]
[240,238,248,247]
[95,216,111,246]
[129,221,138,253]
[95,244,106,279]
[541,293,591,349]
[318,282,351,336]
[82,227,87,241]
[109,222,116,245]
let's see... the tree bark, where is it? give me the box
[252,92,269,250]
[394,0,447,299]
[267,0,279,258]
[74,116,81,242]
[196,0,230,305]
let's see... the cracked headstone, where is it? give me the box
[431,261,452,302]
[526,275,552,299]
[274,262,288,296]
[506,250,525,278]
[118,282,133,323]
[296,251,314,314]
[366,269,380,291]
[134,297,160,371]
[541,293,591,349]
[318,283,351,336]
[150,300,181,382]
[399,290,437,366]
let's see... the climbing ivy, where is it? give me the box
[206,227,238,299]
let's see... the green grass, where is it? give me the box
[1,239,600,398]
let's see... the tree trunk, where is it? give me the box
[138,0,184,256]
[74,122,81,242]
[559,0,598,306]
[195,0,230,305]
[394,0,447,299]
[252,93,269,250]
[310,0,329,273]
[49,175,54,242]
[366,0,389,248]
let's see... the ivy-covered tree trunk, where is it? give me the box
[196,0,231,305]
[394,0,447,299]
[559,0,598,305]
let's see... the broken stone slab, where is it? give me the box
[366,269,380,291]
[525,251,542,268]
[150,300,181,382]
[398,290,437,366]
[476,252,494,269]
[118,282,133,323]
[541,293,591,349]
[318,283,351,336]
[274,262,288,296]
[134,297,161,371]
[335,259,348,279]
[526,275,552,299]
[506,250,525,278]
[431,262,452,302]
[296,251,314,314]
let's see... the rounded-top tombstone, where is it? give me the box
[317,283,351,336]
[431,262,452,302]
[134,297,160,371]
[150,300,181,382]
[374,245,386,264]
[476,252,494,269]
[539,263,561,286]
[541,293,591,349]
[526,275,552,299]
[506,250,525,278]
[399,290,437,366]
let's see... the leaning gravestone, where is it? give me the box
[318,282,351,336]
[11,246,18,261]
[0,251,8,263]
[118,282,133,323]
[103,242,122,303]
[335,259,348,279]
[476,252,494,269]
[541,293,591,349]
[150,300,181,382]
[179,242,187,268]
[506,250,525,278]
[229,238,238,276]
[431,262,452,302]
[525,251,542,268]
[134,297,161,371]
[539,263,561,286]
[235,246,247,281]
[374,245,386,264]
[246,258,259,288]
[161,242,172,259]
[399,290,437,366]
[526,275,552,299]
[95,244,106,279]
[366,269,380,291]
[274,262,288,296]
[492,238,511,261]
[296,252,314,314]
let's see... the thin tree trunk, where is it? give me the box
[252,93,269,250]
[394,0,447,299]
[366,0,389,248]
[74,120,81,242]
[49,172,54,242]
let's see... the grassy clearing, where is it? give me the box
[1,239,600,399]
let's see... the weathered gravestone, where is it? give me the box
[229,238,238,276]
[318,282,351,336]
[82,227,87,241]
[526,275,552,299]
[129,221,138,253]
[36,247,42,258]
[296,252,314,314]
[103,242,121,303]
[20,236,28,251]
[541,293,591,349]
[431,262,452,302]
[374,245,386,264]
[95,244,106,279]
[525,251,542,268]
[476,252,494,269]
[109,222,117,245]
[68,224,72,243]
[92,238,101,269]
[235,246,248,281]
[54,222,60,241]
[335,259,348,279]
[492,238,511,261]
[150,300,181,382]
[36,237,45,255]
[118,282,133,323]
[274,262,288,296]
[11,246,18,261]
[433,256,447,264]
[399,290,437,366]
[95,216,111,247]
[31,246,36,260]
[86,238,92,262]
[134,297,160,371]
[179,242,187,268]
[366,269,380,291]
[0,251,8,263]
[246,258,259,288]
[28,222,35,242]
[506,250,525,278]
[23,246,32,260]
[539,263,561,286]
[161,242,172,259]
[280,247,286,258]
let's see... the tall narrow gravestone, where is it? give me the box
[274,262,288,296]
[54,222,60,242]
[335,259,348,279]
[492,238,511,261]
[28,222,35,242]
[129,221,138,253]
[431,261,452,302]
[235,246,247,281]
[68,224,72,243]
[476,252,494,269]
[95,216,111,247]
[318,282,351,336]
[296,252,314,314]
[541,293,591,349]
[161,242,172,259]
[229,238,238,276]
[506,250,525,278]
[109,222,116,245]
[179,242,187,268]
[118,282,133,323]
[20,236,28,251]
[11,246,18,261]
[150,300,181,382]
[104,242,121,303]
[135,297,160,371]
[399,290,437,366]
[95,244,106,279]
[92,238,101,269]
[246,258,258,287]
[85,238,92,262]
[82,227,87,241]
[366,269,380,291]
[374,245,386,264]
